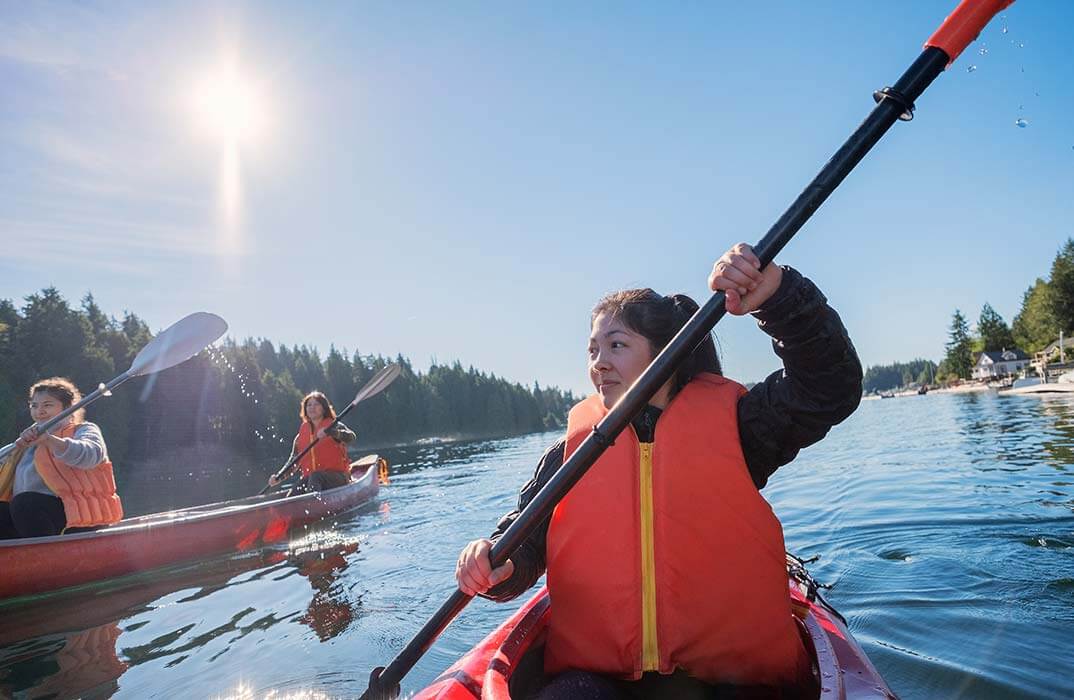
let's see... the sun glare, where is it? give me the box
[189,57,270,256]
[193,64,265,146]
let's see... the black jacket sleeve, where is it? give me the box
[481,439,564,602]
[737,266,863,488]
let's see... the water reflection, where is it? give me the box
[292,543,360,642]
[0,532,366,698]
[0,625,126,699]
[0,552,280,699]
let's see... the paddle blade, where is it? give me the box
[129,312,229,377]
[353,364,402,405]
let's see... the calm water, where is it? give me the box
[1,392,1072,699]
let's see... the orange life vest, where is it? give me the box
[545,373,809,686]
[295,419,350,478]
[0,422,124,528]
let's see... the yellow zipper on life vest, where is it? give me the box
[638,440,659,672]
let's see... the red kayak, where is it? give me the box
[0,455,386,604]
[415,555,897,699]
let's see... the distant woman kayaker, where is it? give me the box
[269,391,356,492]
[456,243,863,698]
[0,377,123,539]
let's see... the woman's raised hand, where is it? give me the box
[456,538,514,597]
[708,243,783,315]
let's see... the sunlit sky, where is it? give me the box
[2,1,1072,395]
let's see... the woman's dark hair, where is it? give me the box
[29,377,85,423]
[591,289,721,398]
[300,392,337,423]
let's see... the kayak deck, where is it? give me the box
[415,555,897,699]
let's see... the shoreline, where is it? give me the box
[863,381,1074,399]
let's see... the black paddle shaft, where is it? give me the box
[362,46,951,699]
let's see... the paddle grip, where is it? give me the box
[925,0,1014,66]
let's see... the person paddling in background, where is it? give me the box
[456,243,863,699]
[0,378,123,539]
[269,391,356,492]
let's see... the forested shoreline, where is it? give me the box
[0,289,577,470]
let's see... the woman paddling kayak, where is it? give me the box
[268,391,356,492]
[455,243,863,698]
[0,378,123,539]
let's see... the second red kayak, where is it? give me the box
[0,455,386,604]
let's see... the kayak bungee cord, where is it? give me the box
[359,1,1014,697]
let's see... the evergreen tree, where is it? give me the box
[1047,238,1074,334]
[944,310,974,379]
[862,359,936,393]
[1012,279,1058,353]
[976,303,1016,352]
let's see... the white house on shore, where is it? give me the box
[972,349,1030,380]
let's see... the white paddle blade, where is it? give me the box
[129,312,228,377]
[353,364,402,404]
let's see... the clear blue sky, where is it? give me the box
[2,1,1071,395]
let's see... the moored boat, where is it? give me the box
[0,455,387,604]
[415,555,896,699]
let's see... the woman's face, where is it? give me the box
[305,398,325,422]
[29,391,66,423]
[588,312,657,410]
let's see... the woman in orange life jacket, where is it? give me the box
[456,243,863,699]
[0,377,123,539]
[268,391,356,492]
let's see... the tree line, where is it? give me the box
[0,288,578,469]
[938,238,1074,381]
[862,359,937,394]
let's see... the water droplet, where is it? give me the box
[1018,42,1024,49]
[1015,118,1029,128]
[966,65,977,73]
[978,47,989,55]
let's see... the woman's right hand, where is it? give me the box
[456,538,514,596]
[16,426,40,449]
[708,242,782,315]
